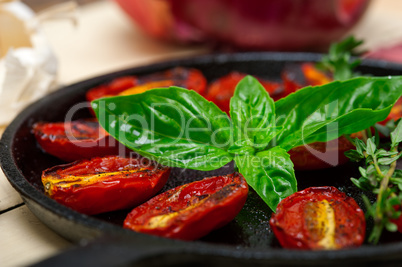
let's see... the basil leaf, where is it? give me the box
[92,87,233,171]
[275,76,402,150]
[234,147,297,211]
[230,76,278,150]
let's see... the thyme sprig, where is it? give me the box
[346,120,402,244]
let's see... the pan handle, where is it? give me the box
[31,234,252,267]
[28,231,402,266]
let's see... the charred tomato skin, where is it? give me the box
[205,72,282,113]
[270,186,365,250]
[42,156,171,215]
[139,67,207,96]
[85,67,207,103]
[86,76,138,103]
[32,119,125,162]
[123,172,248,240]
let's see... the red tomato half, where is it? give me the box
[124,172,248,240]
[139,67,207,96]
[281,69,303,96]
[391,206,402,233]
[380,97,402,125]
[270,186,365,250]
[86,67,207,103]
[301,63,332,86]
[205,72,282,113]
[32,119,125,162]
[289,136,355,170]
[42,156,171,215]
[86,76,138,103]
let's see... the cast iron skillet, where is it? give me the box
[2,52,402,266]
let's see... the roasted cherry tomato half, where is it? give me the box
[205,72,282,113]
[138,67,207,95]
[124,172,248,240]
[42,155,171,215]
[86,67,207,103]
[281,69,304,96]
[270,186,365,250]
[32,119,126,162]
[379,97,402,125]
[86,76,138,103]
[300,63,332,86]
[390,205,402,233]
[289,136,355,170]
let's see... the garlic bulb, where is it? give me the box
[0,0,76,125]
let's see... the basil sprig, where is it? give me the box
[229,77,296,208]
[93,75,402,211]
[317,36,363,81]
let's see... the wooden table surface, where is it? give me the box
[1,0,402,266]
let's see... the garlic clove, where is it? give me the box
[0,0,63,125]
[0,3,32,57]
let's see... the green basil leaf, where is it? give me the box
[227,144,255,157]
[92,87,233,171]
[234,147,297,211]
[275,76,402,150]
[230,76,278,150]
